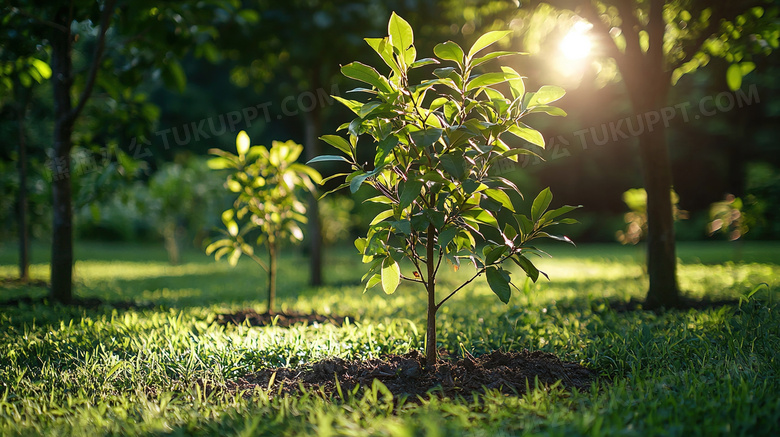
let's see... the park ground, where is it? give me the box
[0,240,778,435]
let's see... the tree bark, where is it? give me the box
[48,1,115,303]
[637,121,680,308]
[303,105,323,286]
[16,89,30,282]
[50,6,75,304]
[268,238,277,314]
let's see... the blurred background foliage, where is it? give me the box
[1,0,778,261]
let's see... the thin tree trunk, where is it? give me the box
[268,238,277,314]
[425,224,437,366]
[303,106,323,286]
[50,6,75,303]
[16,91,30,282]
[163,223,181,265]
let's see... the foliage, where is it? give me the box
[616,188,688,245]
[145,156,225,264]
[313,13,578,364]
[206,131,321,312]
[708,194,748,241]
[0,241,778,435]
[318,195,357,246]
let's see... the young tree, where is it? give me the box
[207,131,321,313]
[313,14,578,365]
[523,0,779,308]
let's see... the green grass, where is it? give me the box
[0,240,778,436]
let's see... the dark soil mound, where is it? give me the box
[215,309,352,328]
[230,349,596,401]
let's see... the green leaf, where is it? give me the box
[350,172,371,193]
[528,105,567,116]
[332,96,364,114]
[30,58,52,80]
[503,223,517,241]
[514,214,534,235]
[410,128,443,148]
[433,41,465,66]
[341,62,392,93]
[512,255,539,282]
[472,51,521,68]
[381,257,401,294]
[236,130,250,156]
[465,72,511,92]
[207,156,234,170]
[527,85,565,106]
[410,58,440,69]
[484,188,513,210]
[440,154,466,180]
[540,205,580,223]
[307,155,352,164]
[388,12,414,65]
[365,37,402,78]
[365,274,382,292]
[162,58,186,93]
[501,66,525,100]
[438,227,458,248]
[485,245,507,264]
[373,137,398,167]
[486,266,511,304]
[531,187,553,222]
[370,208,395,225]
[391,219,412,235]
[424,209,446,229]
[320,135,353,156]
[467,31,512,61]
[726,63,742,91]
[508,123,545,148]
[400,179,424,209]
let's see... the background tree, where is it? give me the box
[0,26,51,282]
[522,0,779,308]
[1,0,247,302]
[207,131,321,314]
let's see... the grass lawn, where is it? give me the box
[0,240,778,436]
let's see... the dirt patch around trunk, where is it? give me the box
[229,349,596,401]
[215,309,352,328]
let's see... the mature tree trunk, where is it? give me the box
[49,2,115,303]
[636,119,680,308]
[303,105,323,286]
[15,87,30,282]
[50,6,75,303]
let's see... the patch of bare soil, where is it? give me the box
[215,309,352,328]
[229,349,596,401]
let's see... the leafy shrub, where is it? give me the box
[206,131,321,313]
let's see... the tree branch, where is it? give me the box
[70,0,117,121]
[615,0,643,60]
[436,268,485,311]
[8,7,69,33]
[646,0,665,70]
